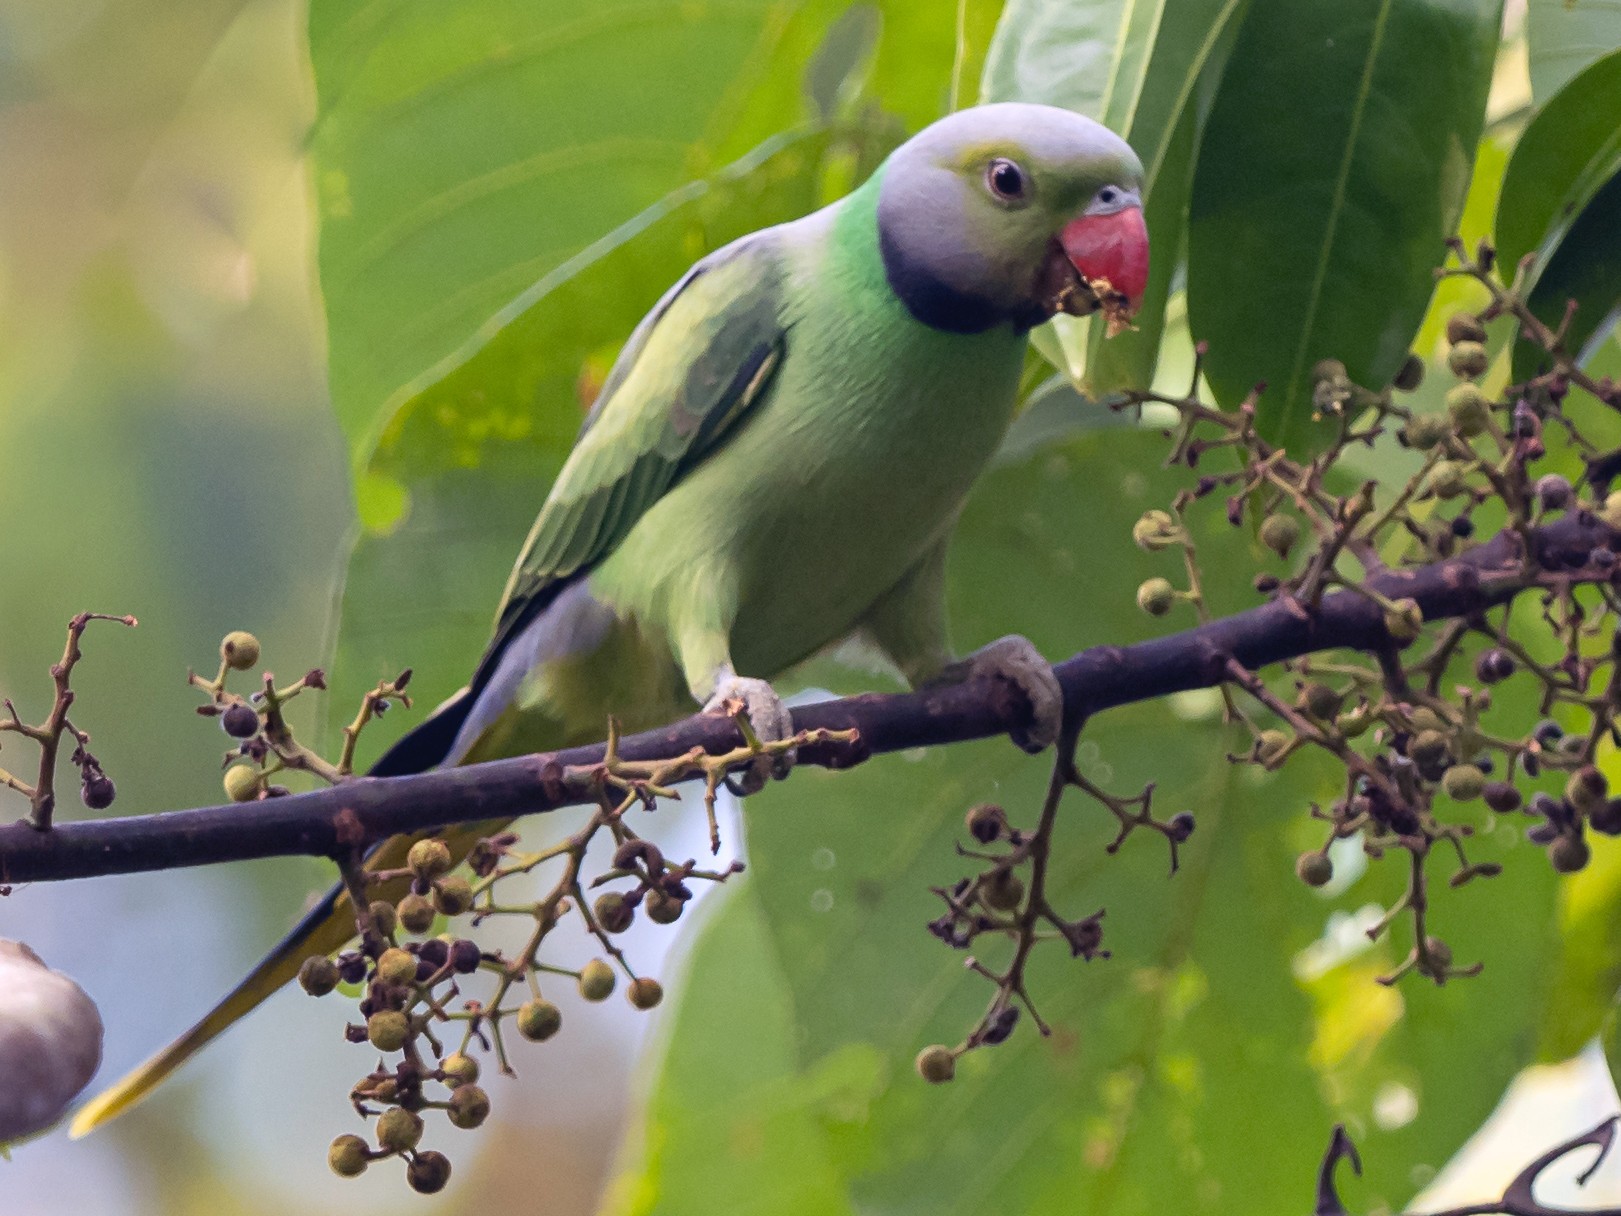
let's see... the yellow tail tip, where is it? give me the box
[70,1053,177,1138]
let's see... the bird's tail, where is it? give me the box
[68,694,474,1138]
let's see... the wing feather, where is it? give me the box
[471,232,789,694]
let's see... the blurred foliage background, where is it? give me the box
[2,0,1620,1213]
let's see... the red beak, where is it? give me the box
[1060,206,1149,314]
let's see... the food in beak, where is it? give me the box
[1060,206,1149,336]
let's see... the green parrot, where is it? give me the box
[72,101,1147,1135]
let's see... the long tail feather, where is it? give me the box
[68,884,358,1137]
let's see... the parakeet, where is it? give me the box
[72,101,1147,1135]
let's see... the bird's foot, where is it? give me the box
[704,674,795,794]
[940,635,1063,753]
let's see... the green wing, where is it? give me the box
[486,234,788,661]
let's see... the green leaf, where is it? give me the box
[1186,0,1503,452]
[1526,0,1621,104]
[600,883,860,1216]
[1496,49,1621,275]
[611,429,1564,1213]
[1496,49,1621,383]
[981,0,1250,397]
[310,0,856,469]
[1514,166,1621,380]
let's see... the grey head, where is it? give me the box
[875,102,1148,334]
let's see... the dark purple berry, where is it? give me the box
[449,938,481,974]
[1474,649,1516,684]
[80,774,116,810]
[221,702,259,738]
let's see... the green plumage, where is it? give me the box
[74,102,1146,1136]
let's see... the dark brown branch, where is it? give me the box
[1,511,1617,885]
[1318,1117,1621,1216]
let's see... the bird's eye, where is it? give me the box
[986,158,1027,201]
[1097,186,1120,207]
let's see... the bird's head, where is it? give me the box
[875,102,1148,334]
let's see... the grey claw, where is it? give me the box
[704,675,795,792]
[948,635,1063,753]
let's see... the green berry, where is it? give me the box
[578,959,616,1002]
[1384,598,1423,643]
[442,1052,480,1087]
[594,891,634,934]
[645,890,684,925]
[1136,577,1176,617]
[1446,383,1491,437]
[446,1084,491,1130]
[1296,852,1333,888]
[328,1133,369,1177]
[1409,707,1446,733]
[376,948,419,986]
[1445,314,1486,345]
[916,1044,956,1084]
[367,900,398,938]
[1441,764,1485,802]
[1256,730,1291,765]
[222,764,260,803]
[1428,460,1468,499]
[220,631,261,671]
[1403,413,1449,450]
[375,1106,423,1153]
[397,892,436,935]
[367,1010,411,1053]
[432,876,474,917]
[516,999,562,1042]
[298,955,339,997]
[408,838,452,880]
[1259,514,1301,558]
[1131,509,1179,552]
[627,977,664,1010]
[1448,340,1489,379]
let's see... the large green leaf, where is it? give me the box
[1496,49,1621,275]
[1496,48,1621,383]
[1514,167,1621,380]
[310,0,854,469]
[1186,0,1503,452]
[610,429,1564,1214]
[981,0,1249,398]
[1526,0,1621,104]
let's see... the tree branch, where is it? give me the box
[1,510,1615,885]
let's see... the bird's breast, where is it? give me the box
[603,308,1026,677]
